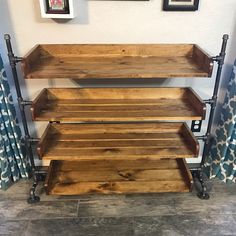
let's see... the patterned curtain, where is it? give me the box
[0,54,28,190]
[205,59,236,183]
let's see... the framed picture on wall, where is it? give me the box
[163,0,199,11]
[45,0,70,14]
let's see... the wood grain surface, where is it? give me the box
[37,122,199,161]
[21,44,213,79]
[31,87,206,121]
[45,159,193,195]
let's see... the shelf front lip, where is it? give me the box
[24,73,211,80]
[37,122,199,161]
[45,159,193,195]
[31,87,206,122]
[33,117,204,122]
[21,43,213,79]
[41,154,198,161]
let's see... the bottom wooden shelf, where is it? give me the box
[45,159,193,195]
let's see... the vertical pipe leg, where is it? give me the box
[201,34,229,166]
[4,34,40,203]
[197,34,229,200]
[25,137,40,203]
[197,168,210,199]
[27,174,40,204]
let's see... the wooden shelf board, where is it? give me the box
[38,122,199,161]
[45,159,193,195]
[31,88,206,122]
[22,44,213,79]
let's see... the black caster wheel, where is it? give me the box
[27,196,40,204]
[197,192,210,200]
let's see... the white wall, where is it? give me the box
[0,0,236,164]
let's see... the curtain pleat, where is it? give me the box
[205,60,236,183]
[0,55,29,190]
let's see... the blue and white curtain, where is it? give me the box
[205,60,236,183]
[0,55,28,190]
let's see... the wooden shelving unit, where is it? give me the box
[4,35,229,202]
[21,43,212,195]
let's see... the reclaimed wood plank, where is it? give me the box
[49,181,190,195]
[32,88,205,121]
[45,159,192,195]
[180,123,199,156]
[38,122,198,161]
[46,87,187,99]
[43,147,195,161]
[36,111,201,122]
[22,44,213,79]
[51,133,182,141]
[39,44,194,57]
[47,139,188,149]
[50,122,183,134]
[192,45,213,77]
[51,159,180,171]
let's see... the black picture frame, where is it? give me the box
[45,0,70,14]
[163,0,199,11]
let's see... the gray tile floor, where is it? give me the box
[0,179,236,236]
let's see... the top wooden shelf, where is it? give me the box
[21,44,213,79]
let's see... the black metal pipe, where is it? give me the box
[21,100,33,106]
[4,34,36,171]
[196,135,207,141]
[28,138,40,143]
[201,34,229,166]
